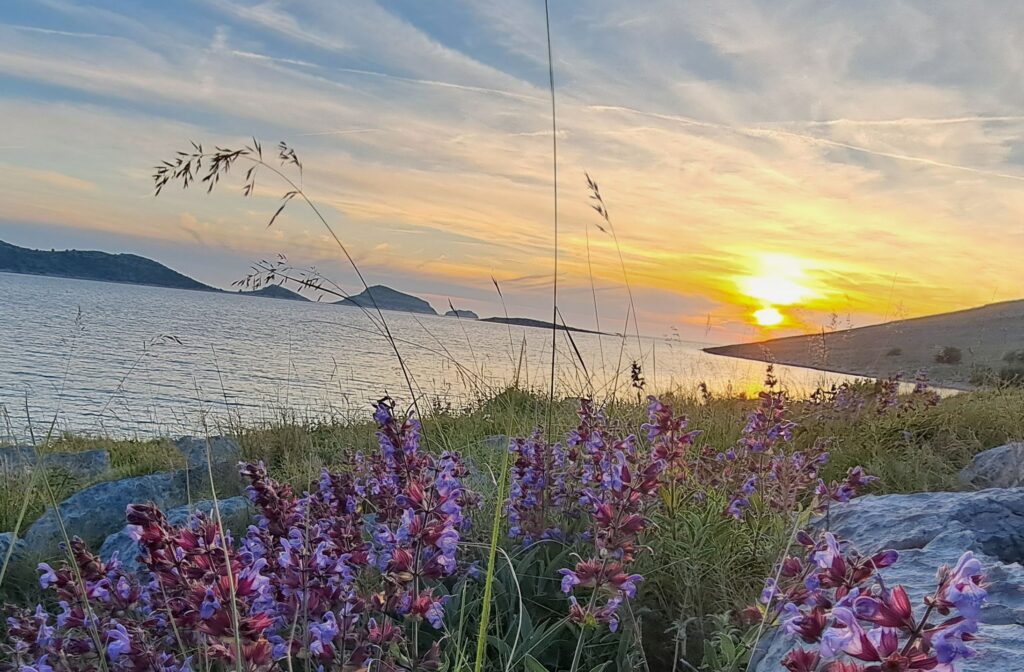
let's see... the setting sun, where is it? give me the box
[753,306,784,326]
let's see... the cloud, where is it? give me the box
[2,0,1024,339]
[1,166,98,192]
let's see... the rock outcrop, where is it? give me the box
[22,438,244,560]
[959,442,1024,489]
[23,471,193,559]
[173,435,242,469]
[749,488,1024,671]
[173,435,244,492]
[0,532,24,564]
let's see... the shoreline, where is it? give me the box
[701,299,1024,391]
[703,347,974,392]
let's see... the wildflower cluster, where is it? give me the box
[713,368,874,520]
[4,538,191,672]
[559,397,699,631]
[758,531,987,671]
[507,396,699,631]
[2,398,474,672]
[358,397,478,633]
[506,430,559,544]
[806,371,939,422]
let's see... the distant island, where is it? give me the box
[1,239,624,331]
[238,285,309,301]
[0,239,219,292]
[445,309,478,319]
[705,299,1024,389]
[335,285,437,315]
[480,316,609,336]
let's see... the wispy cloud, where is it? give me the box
[2,0,1024,337]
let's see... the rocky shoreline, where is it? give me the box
[0,435,251,564]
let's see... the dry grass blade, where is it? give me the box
[585,172,644,367]
[152,142,425,430]
[544,0,560,446]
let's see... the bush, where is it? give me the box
[1004,349,1024,363]
[934,345,963,364]
[999,352,1024,385]
[970,364,997,387]
[885,347,902,357]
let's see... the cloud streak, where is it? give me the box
[1,0,1024,339]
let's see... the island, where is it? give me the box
[0,239,219,291]
[480,316,610,336]
[704,298,1024,389]
[238,285,310,301]
[334,285,437,315]
[445,309,479,319]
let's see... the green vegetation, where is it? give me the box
[1000,348,1024,384]
[10,384,1021,518]
[4,381,1022,669]
[934,345,963,364]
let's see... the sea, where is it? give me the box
[0,272,876,439]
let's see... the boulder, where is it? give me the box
[0,532,25,565]
[749,488,1024,671]
[174,435,241,469]
[22,470,192,559]
[0,445,110,480]
[959,442,1024,489]
[174,436,243,493]
[483,435,509,452]
[99,496,253,573]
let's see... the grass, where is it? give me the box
[5,384,1023,534]
[4,382,1023,668]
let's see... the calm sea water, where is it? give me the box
[0,272,871,439]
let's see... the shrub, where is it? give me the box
[999,350,1024,386]
[1000,365,1024,385]
[885,347,902,357]
[934,346,963,364]
[1003,349,1024,364]
[970,364,997,387]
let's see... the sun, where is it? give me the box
[754,306,784,327]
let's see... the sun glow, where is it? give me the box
[739,275,808,306]
[753,306,784,326]
[734,254,818,328]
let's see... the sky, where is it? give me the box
[2,0,1024,343]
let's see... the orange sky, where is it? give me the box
[2,2,1024,343]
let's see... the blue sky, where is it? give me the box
[3,1,1024,340]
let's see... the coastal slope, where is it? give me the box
[0,240,218,291]
[705,299,1024,388]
